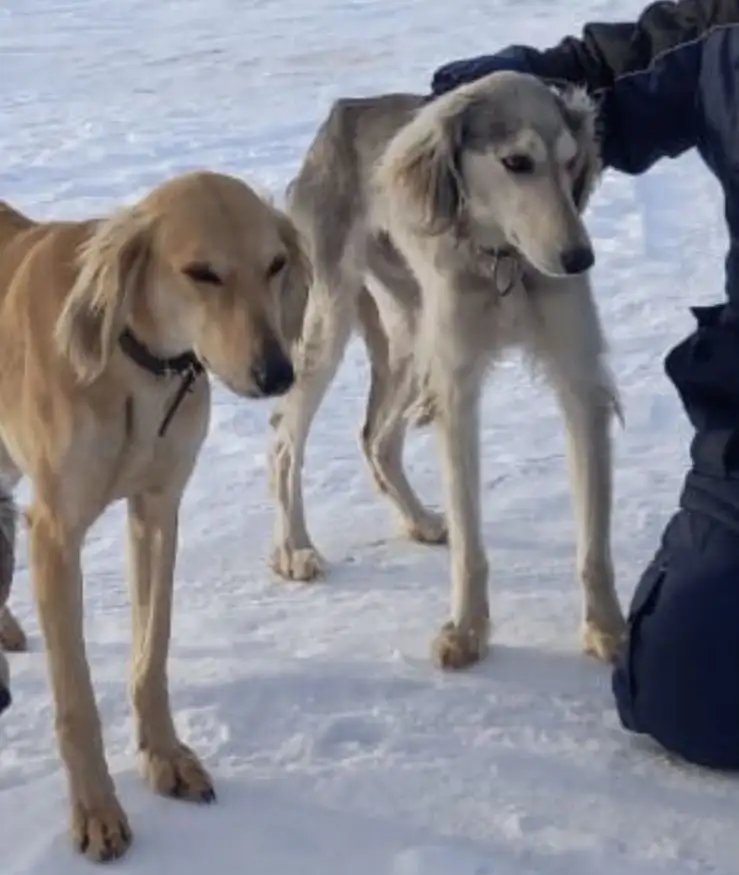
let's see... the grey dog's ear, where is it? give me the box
[551,83,603,212]
[377,108,464,236]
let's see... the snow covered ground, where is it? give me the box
[1,0,738,871]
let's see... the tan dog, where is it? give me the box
[0,170,310,862]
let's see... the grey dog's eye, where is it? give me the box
[183,263,223,285]
[502,154,534,174]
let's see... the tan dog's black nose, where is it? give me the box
[560,246,595,275]
[252,343,295,397]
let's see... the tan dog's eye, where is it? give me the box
[266,253,287,279]
[183,263,223,285]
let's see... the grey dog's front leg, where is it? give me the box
[534,279,626,660]
[416,285,492,670]
[556,373,626,661]
[430,366,491,669]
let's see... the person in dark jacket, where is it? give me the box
[431,0,739,772]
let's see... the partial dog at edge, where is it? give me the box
[269,70,627,670]
[0,169,310,862]
[0,488,16,717]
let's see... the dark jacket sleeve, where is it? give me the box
[430,0,739,174]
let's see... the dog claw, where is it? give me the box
[140,743,216,804]
[405,511,448,545]
[581,617,627,663]
[271,545,325,581]
[71,797,133,863]
[431,620,489,670]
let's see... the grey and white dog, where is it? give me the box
[269,70,626,669]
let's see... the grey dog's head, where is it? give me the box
[379,71,602,278]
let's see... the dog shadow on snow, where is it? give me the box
[7,631,739,873]
[2,764,616,875]
[14,652,739,874]
[7,509,739,872]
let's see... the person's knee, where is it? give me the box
[614,551,739,770]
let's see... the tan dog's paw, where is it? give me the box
[405,511,448,546]
[431,620,489,670]
[271,544,325,581]
[71,796,132,863]
[0,607,27,652]
[140,744,216,803]
[581,616,627,663]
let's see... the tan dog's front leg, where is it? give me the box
[127,491,215,804]
[28,506,131,862]
[429,371,490,670]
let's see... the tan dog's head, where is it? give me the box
[56,170,312,398]
[379,71,602,278]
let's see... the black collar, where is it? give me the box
[119,328,202,378]
[118,327,205,437]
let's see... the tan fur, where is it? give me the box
[269,72,625,668]
[0,170,310,862]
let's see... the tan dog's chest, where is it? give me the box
[0,368,210,516]
[105,373,210,501]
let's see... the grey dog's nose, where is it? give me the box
[560,246,595,275]
[0,684,11,716]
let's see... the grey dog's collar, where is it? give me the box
[478,246,522,296]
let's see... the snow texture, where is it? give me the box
[1,0,737,872]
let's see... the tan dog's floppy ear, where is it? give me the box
[276,207,313,289]
[555,84,603,212]
[55,207,152,385]
[377,113,464,236]
[273,207,313,348]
